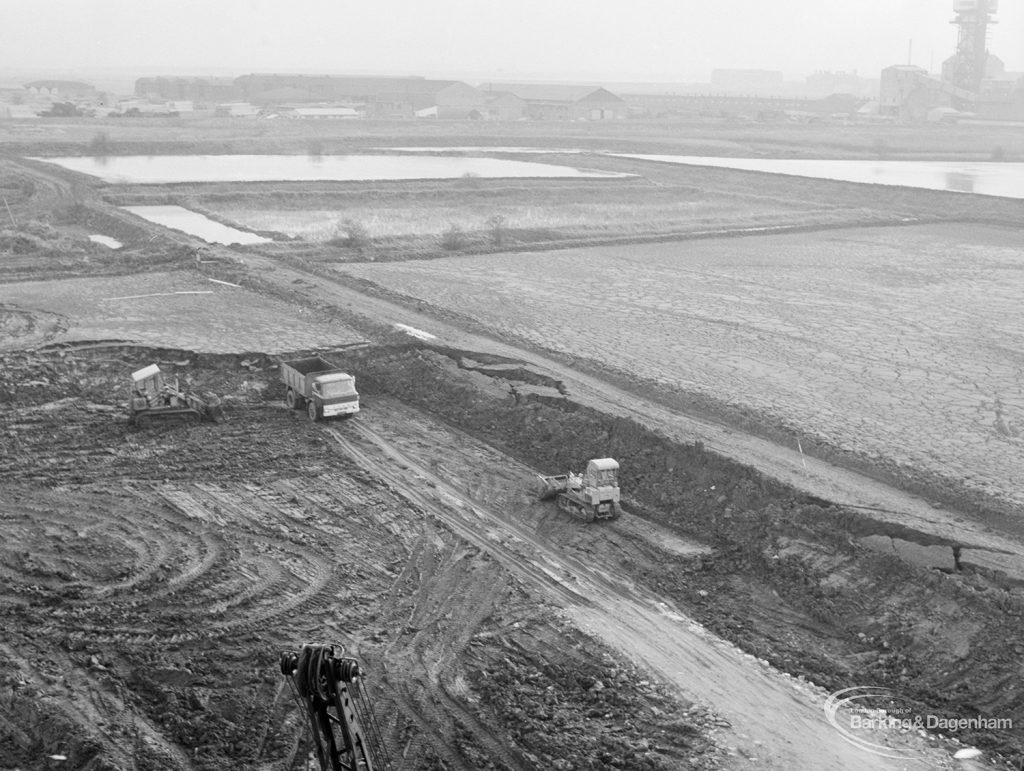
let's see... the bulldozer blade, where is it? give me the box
[536,474,568,501]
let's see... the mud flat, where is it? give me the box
[0,270,363,352]
[336,221,1024,516]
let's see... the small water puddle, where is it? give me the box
[88,234,122,249]
[122,205,270,245]
[380,146,586,154]
[394,323,437,341]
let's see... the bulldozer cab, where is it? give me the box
[583,458,619,490]
[131,364,165,407]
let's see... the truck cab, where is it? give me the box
[312,372,359,419]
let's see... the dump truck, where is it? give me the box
[537,458,622,522]
[281,356,359,422]
[128,364,223,426]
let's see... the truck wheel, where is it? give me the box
[286,388,300,409]
[307,401,320,422]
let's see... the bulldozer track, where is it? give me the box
[326,424,591,609]
[1,476,389,646]
[369,527,529,771]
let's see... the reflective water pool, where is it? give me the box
[88,235,123,249]
[618,155,1024,199]
[34,154,625,184]
[122,205,270,245]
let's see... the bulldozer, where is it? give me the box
[537,458,622,522]
[127,363,223,426]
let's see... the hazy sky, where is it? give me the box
[2,0,1022,83]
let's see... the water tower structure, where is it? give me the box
[949,0,998,93]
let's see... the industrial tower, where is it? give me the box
[949,0,998,93]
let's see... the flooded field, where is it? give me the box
[32,154,628,184]
[378,146,587,154]
[123,205,271,245]
[619,155,1024,198]
[337,221,1024,509]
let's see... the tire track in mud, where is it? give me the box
[0,480,391,647]
[371,527,532,771]
[326,425,590,610]
[0,467,425,769]
[325,417,954,770]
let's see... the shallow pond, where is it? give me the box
[88,235,122,249]
[34,154,624,184]
[379,146,585,154]
[618,155,1024,199]
[122,205,270,245]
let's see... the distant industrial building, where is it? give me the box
[126,72,631,121]
[135,76,237,104]
[625,91,865,120]
[879,65,934,119]
[25,80,97,101]
[482,90,528,120]
[879,60,1024,122]
[479,84,626,120]
[947,0,999,93]
[234,75,485,118]
[880,0,1024,121]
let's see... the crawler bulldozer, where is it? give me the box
[537,458,622,522]
[127,363,223,426]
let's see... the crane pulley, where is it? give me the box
[281,644,392,771]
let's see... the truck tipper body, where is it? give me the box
[280,356,359,421]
